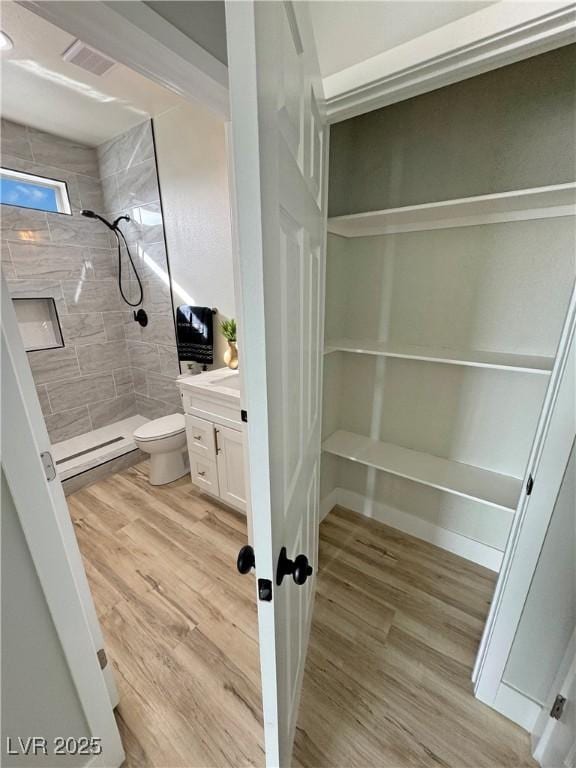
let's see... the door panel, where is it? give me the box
[225,2,327,765]
[1,276,124,767]
[216,426,247,511]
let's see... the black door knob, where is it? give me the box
[237,545,255,574]
[276,546,313,586]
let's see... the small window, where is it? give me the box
[0,168,72,215]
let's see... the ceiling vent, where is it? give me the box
[61,40,116,76]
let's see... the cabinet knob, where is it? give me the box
[237,545,255,574]
[276,547,313,586]
[198,470,206,477]
[193,434,202,440]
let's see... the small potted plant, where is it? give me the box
[220,318,238,370]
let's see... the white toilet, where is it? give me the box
[133,413,189,485]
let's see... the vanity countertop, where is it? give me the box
[178,367,241,402]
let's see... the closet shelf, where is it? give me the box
[323,338,554,375]
[327,183,576,237]
[322,430,522,512]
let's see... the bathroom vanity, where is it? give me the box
[178,368,247,513]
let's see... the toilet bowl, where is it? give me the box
[133,414,188,485]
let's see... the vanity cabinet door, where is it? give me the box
[215,426,246,512]
[189,455,220,496]
[185,414,216,460]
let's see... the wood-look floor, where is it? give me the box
[68,461,535,768]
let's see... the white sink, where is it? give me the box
[178,368,242,428]
[178,367,241,401]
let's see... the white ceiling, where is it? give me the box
[0,2,185,146]
[309,0,499,77]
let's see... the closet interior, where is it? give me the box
[320,48,576,573]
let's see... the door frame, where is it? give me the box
[17,0,576,732]
[532,626,576,765]
[473,282,576,707]
[2,276,125,768]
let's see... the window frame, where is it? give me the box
[0,167,72,215]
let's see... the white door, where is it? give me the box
[1,276,124,767]
[216,425,247,511]
[225,1,327,765]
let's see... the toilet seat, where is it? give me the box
[133,413,185,443]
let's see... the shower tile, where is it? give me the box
[125,313,175,346]
[158,344,180,376]
[1,119,33,161]
[131,366,148,395]
[3,153,34,174]
[48,215,112,249]
[1,205,51,243]
[89,393,137,429]
[60,313,107,346]
[76,174,105,213]
[100,173,120,216]
[135,393,173,420]
[127,341,161,372]
[76,340,128,374]
[35,384,52,415]
[46,373,116,412]
[9,242,95,281]
[45,406,92,443]
[97,121,153,178]
[145,314,177,346]
[28,346,80,384]
[141,279,172,314]
[27,127,99,178]
[113,367,134,396]
[1,244,15,279]
[121,203,164,246]
[115,159,159,209]
[62,279,121,313]
[145,371,182,410]
[1,153,33,174]
[128,240,168,279]
[102,311,130,341]
[7,277,67,317]
[89,248,117,280]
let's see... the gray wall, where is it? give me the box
[1,469,89,767]
[503,442,576,705]
[1,119,137,443]
[328,44,576,216]
[98,121,182,420]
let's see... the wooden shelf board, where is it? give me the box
[323,338,554,374]
[322,430,522,512]
[328,183,576,237]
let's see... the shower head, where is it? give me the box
[81,209,115,230]
[81,209,131,231]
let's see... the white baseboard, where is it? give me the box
[321,487,503,572]
[493,682,542,732]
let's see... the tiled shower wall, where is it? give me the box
[1,118,180,443]
[1,118,137,442]
[97,121,181,420]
